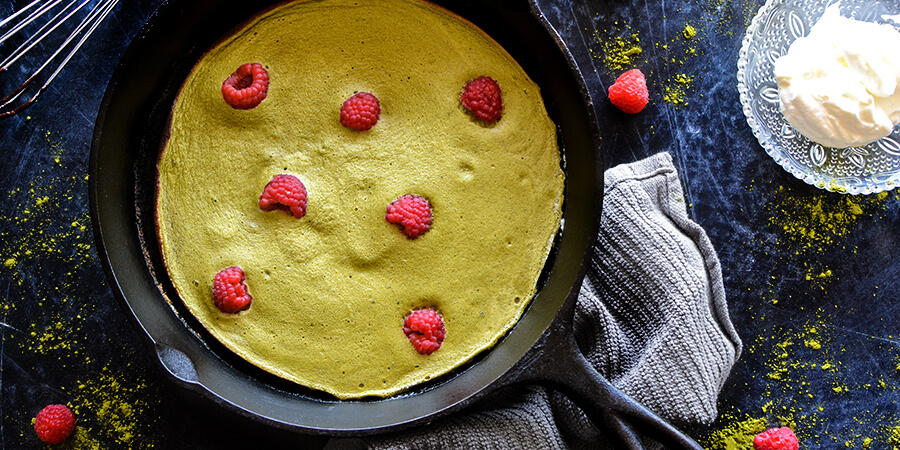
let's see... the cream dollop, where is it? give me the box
[773,4,900,148]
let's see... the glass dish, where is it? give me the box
[737,0,900,194]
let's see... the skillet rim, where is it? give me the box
[89,0,603,435]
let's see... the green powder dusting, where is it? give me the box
[804,266,834,291]
[758,184,890,296]
[724,303,900,446]
[64,366,159,448]
[589,20,704,109]
[702,0,760,35]
[599,31,643,71]
[1,172,94,288]
[718,180,900,447]
[891,426,900,449]
[701,416,767,449]
[14,309,162,447]
[26,319,76,354]
[663,73,693,105]
[2,129,163,447]
[767,186,887,252]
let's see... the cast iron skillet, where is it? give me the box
[90,0,702,448]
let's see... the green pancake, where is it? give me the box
[157,0,564,399]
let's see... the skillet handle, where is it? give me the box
[531,329,703,450]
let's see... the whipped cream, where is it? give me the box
[773,4,900,148]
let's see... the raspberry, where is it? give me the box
[385,194,433,239]
[403,308,446,355]
[259,174,308,218]
[340,92,381,131]
[460,76,503,123]
[753,427,799,450]
[608,68,649,114]
[34,404,75,445]
[212,266,252,313]
[221,63,269,110]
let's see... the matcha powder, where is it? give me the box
[702,416,768,449]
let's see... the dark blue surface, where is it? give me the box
[1,0,898,448]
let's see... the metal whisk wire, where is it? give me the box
[0,0,119,119]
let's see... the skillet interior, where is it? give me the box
[90,0,601,434]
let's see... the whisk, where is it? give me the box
[0,0,120,119]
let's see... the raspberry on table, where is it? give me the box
[608,68,649,114]
[259,174,308,218]
[753,427,799,450]
[221,63,270,110]
[33,404,76,445]
[213,266,253,314]
[460,76,503,123]
[385,194,433,239]
[403,308,446,355]
[340,92,381,131]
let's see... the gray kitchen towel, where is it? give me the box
[362,152,742,449]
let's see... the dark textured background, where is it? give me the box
[1,0,898,448]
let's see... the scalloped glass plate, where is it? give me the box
[737,0,900,194]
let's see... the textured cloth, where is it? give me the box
[357,152,742,449]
